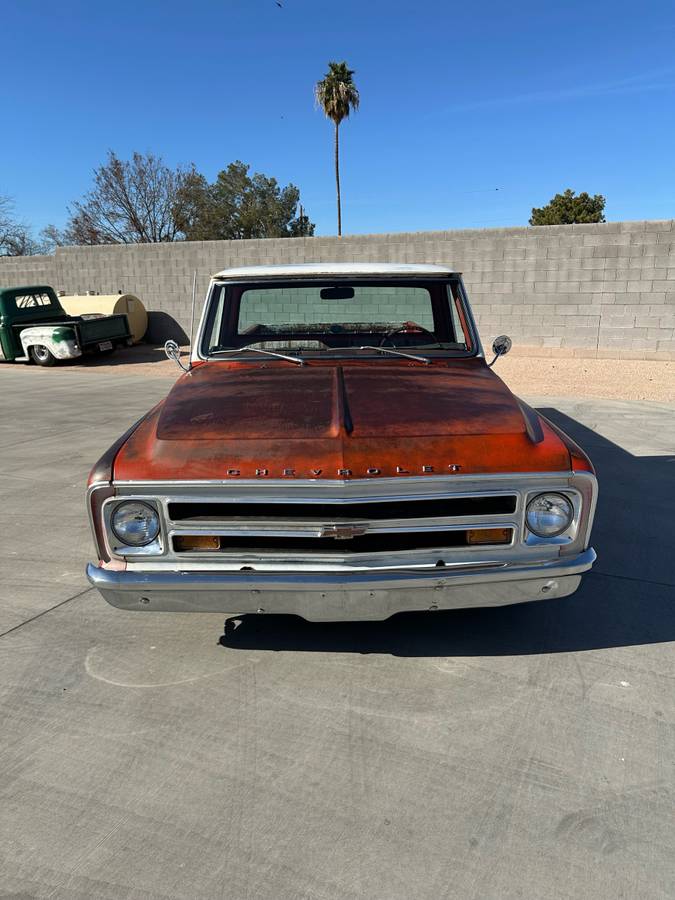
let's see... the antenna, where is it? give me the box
[163,269,197,376]
[188,269,197,367]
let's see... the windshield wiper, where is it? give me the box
[210,345,305,366]
[358,345,431,365]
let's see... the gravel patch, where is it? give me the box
[497,356,675,404]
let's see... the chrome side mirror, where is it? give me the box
[488,334,512,367]
[164,339,191,375]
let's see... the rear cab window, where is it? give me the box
[9,292,59,315]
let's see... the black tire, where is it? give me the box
[29,345,57,367]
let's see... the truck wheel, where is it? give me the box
[29,345,57,367]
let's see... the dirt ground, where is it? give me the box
[2,345,674,403]
[498,355,675,403]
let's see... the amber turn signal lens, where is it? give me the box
[466,528,511,545]
[174,535,221,551]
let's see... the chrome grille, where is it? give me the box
[156,486,522,565]
[102,473,595,572]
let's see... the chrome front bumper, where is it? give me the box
[87,548,596,621]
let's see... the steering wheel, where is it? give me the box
[380,321,437,347]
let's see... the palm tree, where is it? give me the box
[314,61,360,236]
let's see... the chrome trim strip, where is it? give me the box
[166,520,517,539]
[86,482,104,532]
[87,481,115,562]
[87,548,596,596]
[111,471,583,490]
[127,545,556,571]
[457,277,485,358]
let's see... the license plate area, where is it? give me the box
[98,341,113,351]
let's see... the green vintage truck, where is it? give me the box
[0,285,132,366]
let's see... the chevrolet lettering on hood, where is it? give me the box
[86,262,597,622]
[220,464,463,477]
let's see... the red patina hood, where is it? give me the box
[112,358,572,480]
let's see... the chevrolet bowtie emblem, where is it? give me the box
[320,524,368,540]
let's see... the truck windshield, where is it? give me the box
[202,279,473,356]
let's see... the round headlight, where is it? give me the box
[111,501,160,546]
[526,492,574,538]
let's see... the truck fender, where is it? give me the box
[20,325,82,361]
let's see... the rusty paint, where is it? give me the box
[111,357,574,482]
[88,403,164,486]
[538,413,595,474]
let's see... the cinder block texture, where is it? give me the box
[0,221,673,358]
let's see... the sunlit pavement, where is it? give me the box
[1,368,674,899]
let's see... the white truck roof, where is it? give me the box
[212,263,459,280]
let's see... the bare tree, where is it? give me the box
[39,223,70,252]
[0,194,42,256]
[65,151,191,244]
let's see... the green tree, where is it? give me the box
[530,189,606,226]
[178,161,314,240]
[315,61,360,236]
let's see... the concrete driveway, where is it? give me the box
[1,367,674,900]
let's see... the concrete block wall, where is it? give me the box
[0,253,57,289]
[0,220,673,359]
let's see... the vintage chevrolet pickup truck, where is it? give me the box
[0,285,132,365]
[86,263,597,621]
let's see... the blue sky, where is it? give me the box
[2,0,675,236]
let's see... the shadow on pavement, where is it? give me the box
[77,344,178,368]
[77,311,188,368]
[219,408,675,656]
